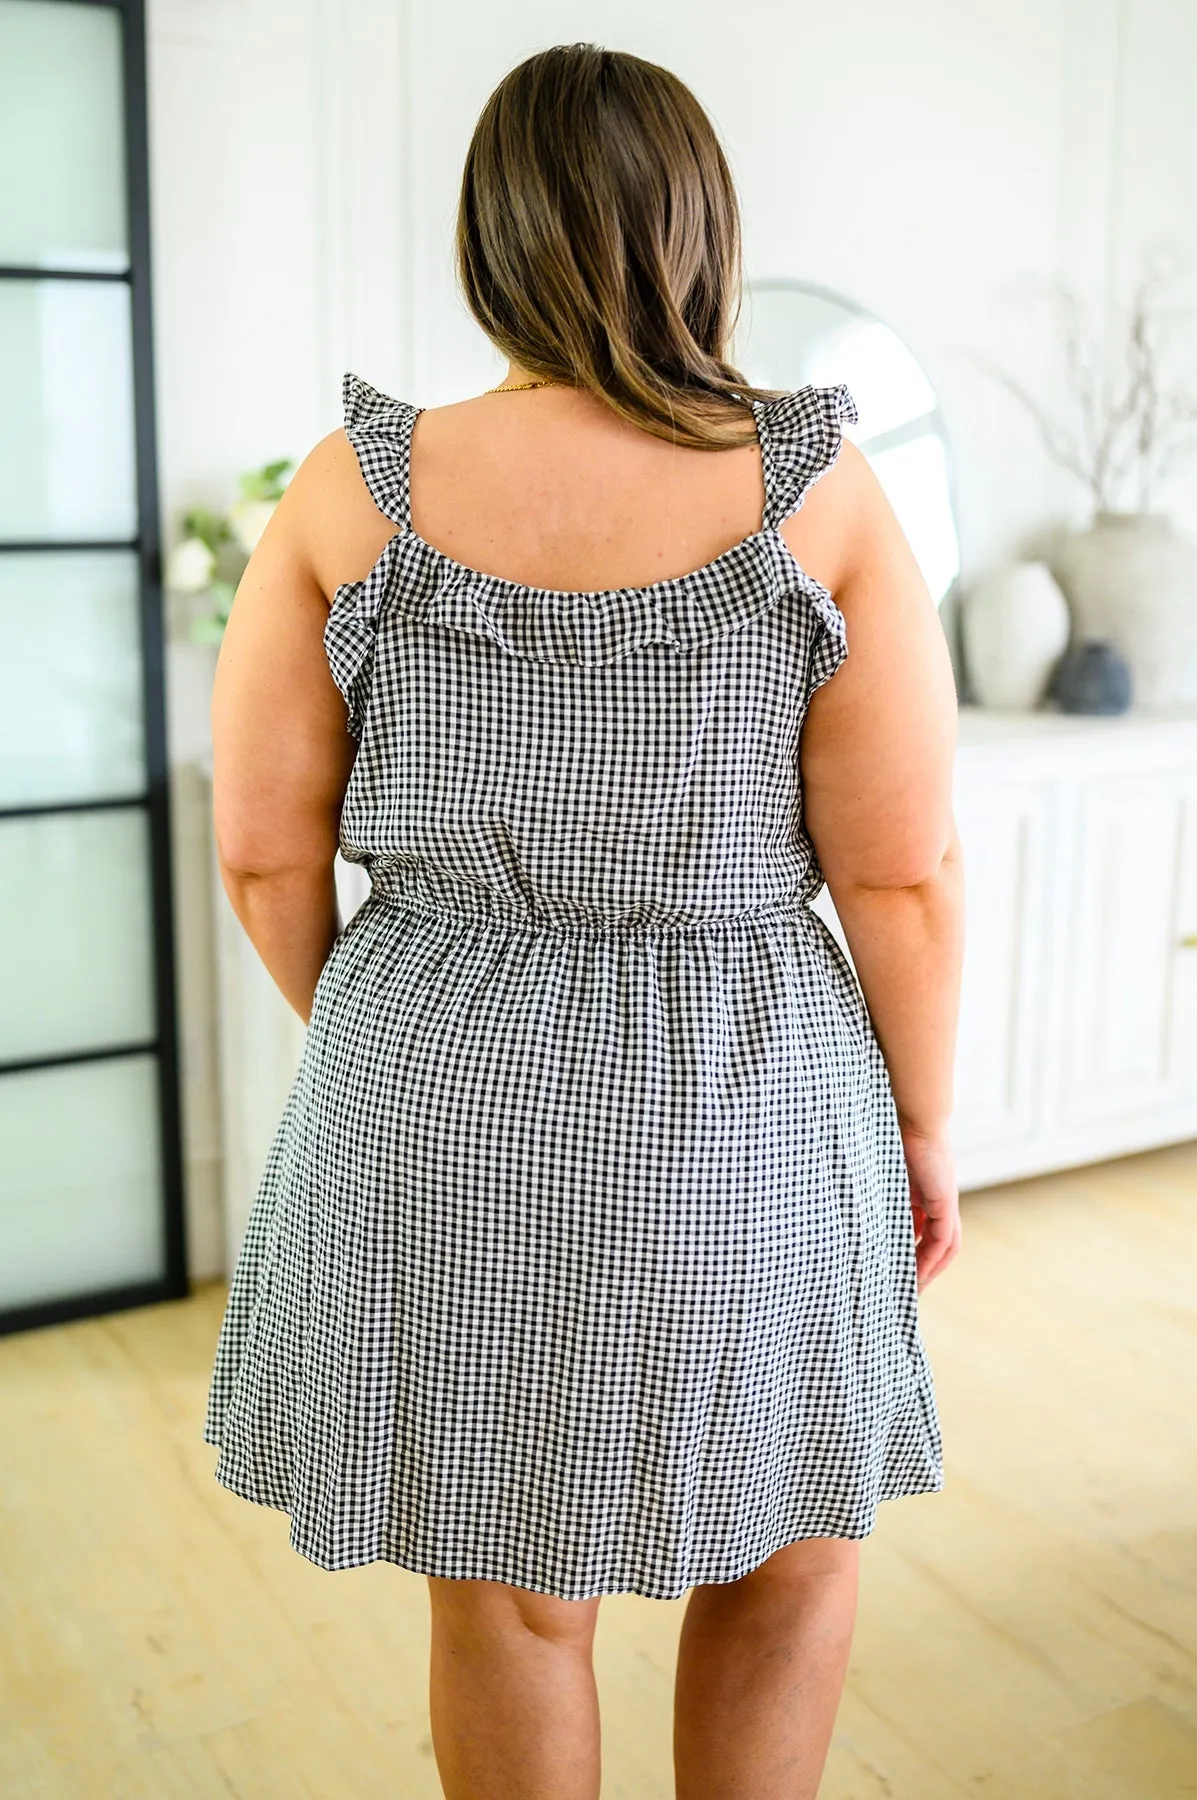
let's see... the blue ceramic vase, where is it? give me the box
[1049,640,1132,715]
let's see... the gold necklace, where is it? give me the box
[485,378,561,393]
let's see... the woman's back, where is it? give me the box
[304,377,845,616]
[204,44,962,1789]
[313,373,858,933]
[409,383,772,592]
[205,362,946,1595]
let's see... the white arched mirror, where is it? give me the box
[734,280,961,609]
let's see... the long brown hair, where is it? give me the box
[456,44,780,450]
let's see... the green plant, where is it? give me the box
[166,458,294,642]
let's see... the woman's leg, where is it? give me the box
[426,1576,602,1800]
[672,1537,860,1800]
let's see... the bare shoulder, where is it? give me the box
[779,437,890,602]
[267,427,398,602]
[796,437,957,889]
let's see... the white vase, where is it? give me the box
[961,561,1070,710]
[1053,513,1197,710]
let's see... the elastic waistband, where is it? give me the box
[367,891,818,943]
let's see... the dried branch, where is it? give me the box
[963,349,1098,498]
[975,257,1197,515]
[1057,283,1099,473]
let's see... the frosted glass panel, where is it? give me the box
[0,808,155,1062]
[0,1055,163,1309]
[0,551,144,806]
[0,279,137,541]
[0,0,127,272]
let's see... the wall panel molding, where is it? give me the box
[315,0,414,416]
[1056,0,1124,345]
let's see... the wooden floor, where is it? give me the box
[2,1143,1196,1799]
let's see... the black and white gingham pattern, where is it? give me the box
[204,373,944,1601]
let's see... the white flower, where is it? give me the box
[229,498,277,555]
[165,535,217,593]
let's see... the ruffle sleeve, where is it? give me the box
[804,586,848,699]
[341,372,419,527]
[323,536,407,739]
[752,383,857,696]
[756,383,859,530]
[324,374,419,737]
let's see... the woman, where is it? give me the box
[205,42,963,1800]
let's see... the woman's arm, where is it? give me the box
[792,442,965,1289]
[826,841,964,1292]
[210,437,376,1022]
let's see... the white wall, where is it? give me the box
[402,0,1197,554]
[146,0,1197,1275]
[147,0,412,1275]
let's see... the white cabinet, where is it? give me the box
[1063,777,1189,1127]
[950,774,1053,1161]
[1172,795,1197,1093]
[950,710,1197,1189]
[817,710,1197,1189]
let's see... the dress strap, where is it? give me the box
[342,372,421,530]
[753,384,859,531]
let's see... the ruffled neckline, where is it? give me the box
[327,523,845,671]
[323,372,855,726]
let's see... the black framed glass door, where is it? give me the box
[0,0,186,1331]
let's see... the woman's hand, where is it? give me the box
[901,1121,962,1291]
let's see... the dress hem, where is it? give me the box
[203,1430,946,1603]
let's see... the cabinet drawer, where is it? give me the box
[1062,777,1192,1126]
[951,778,1053,1155]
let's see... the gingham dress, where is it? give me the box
[204,372,944,1601]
